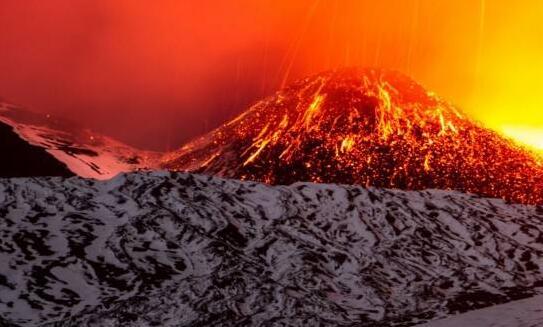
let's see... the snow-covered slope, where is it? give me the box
[1,172,543,326]
[0,101,161,179]
[0,120,74,178]
[418,294,543,327]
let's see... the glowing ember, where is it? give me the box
[162,68,543,205]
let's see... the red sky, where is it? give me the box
[1,1,543,150]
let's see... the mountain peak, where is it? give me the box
[162,67,543,204]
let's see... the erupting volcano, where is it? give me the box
[163,68,543,205]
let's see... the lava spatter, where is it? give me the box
[162,68,543,205]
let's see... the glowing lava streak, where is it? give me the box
[302,94,326,130]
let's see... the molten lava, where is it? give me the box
[162,68,543,205]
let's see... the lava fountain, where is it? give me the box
[162,68,543,205]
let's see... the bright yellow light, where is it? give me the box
[500,126,543,152]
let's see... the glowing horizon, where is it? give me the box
[500,125,543,152]
[1,1,543,150]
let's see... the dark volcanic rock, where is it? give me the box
[0,122,73,178]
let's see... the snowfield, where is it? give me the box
[418,294,543,327]
[0,101,160,179]
[0,172,543,326]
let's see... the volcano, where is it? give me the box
[163,68,543,205]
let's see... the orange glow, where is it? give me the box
[274,0,543,151]
[0,1,543,150]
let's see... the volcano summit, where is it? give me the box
[163,68,543,205]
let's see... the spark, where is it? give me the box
[423,154,431,172]
[340,135,355,153]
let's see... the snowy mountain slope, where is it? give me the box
[1,172,543,326]
[418,294,543,327]
[0,101,161,179]
[0,121,74,178]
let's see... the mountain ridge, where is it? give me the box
[0,101,161,179]
[1,172,542,326]
[3,68,543,205]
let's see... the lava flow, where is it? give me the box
[162,68,543,205]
